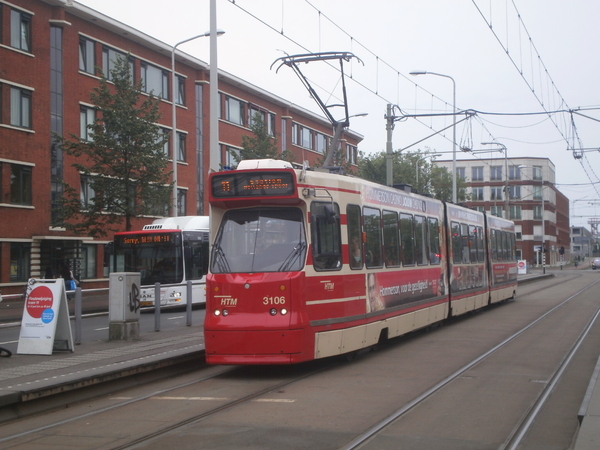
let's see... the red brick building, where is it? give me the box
[0,0,362,296]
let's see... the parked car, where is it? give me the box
[592,258,600,270]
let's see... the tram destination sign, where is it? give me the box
[212,172,295,198]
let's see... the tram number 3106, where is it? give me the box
[263,296,286,305]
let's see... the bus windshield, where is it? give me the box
[114,232,184,285]
[211,208,306,274]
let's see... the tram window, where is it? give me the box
[400,213,415,266]
[364,207,383,268]
[311,202,342,271]
[497,230,504,261]
[511,233,516,261]
[414,215,428,265]
[428,218,441,264]
[492,230,499,261]
[460,223,470,263]
[451,221,461,264]
[347,204,363,269]
[477,226,485,262]
[503,231,510,261]
[383,210,400,267]
[469,225,478,263]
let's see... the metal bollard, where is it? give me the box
[75,286,82,345]
[154,282,161,332]
[186,280,193,326]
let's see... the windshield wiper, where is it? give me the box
[278,242,307,272]
[212,243,231,273]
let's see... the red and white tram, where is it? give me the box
[204,159,517,364]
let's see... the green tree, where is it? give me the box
[230,112,280,166]
[357,149,467,202]
[55,54,172,237]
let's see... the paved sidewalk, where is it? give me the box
[0,321,205,417]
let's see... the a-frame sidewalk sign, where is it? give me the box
[17,278,74,355]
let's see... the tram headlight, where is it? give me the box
[222,309,229,317]
[270,308,277,316]
[281,308,288,315]
[214,310,221,316]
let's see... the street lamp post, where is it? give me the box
[481,141,508,219]
[171,30,223,216]
[409,71,457,202]
[541,167,546,274]
[171,26,224,216]
[415,153,441,192]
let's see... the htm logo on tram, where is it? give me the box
[220,298,238,306]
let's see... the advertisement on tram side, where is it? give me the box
[365,268,446,312]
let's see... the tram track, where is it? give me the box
[1,273,597,450]
[0,357,337,449]
[340,275,600,450]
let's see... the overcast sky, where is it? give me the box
[76,0,600,228]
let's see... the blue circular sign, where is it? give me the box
[41,308,55,324]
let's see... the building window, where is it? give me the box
[291,123,299,145]
[456,167,466,180]
[472,187,483,201]
[533,166,542,180]
[102,47,133,81]
[316,133,327,154]
[490,166,503,181]
[491,187,503,200]
[533,185,543,200]
[176,76,185,105]
[490,206,503,217]
[10,242,31,282]
[268,112,276,136]
[472,166,483,181]
[80,106,96,141]
[509,165,521,180]
[80,176,96,209]
[141,63,169,98]
[223,145,239,170]
[509,185,521,199]
[510,205,522,220]
[248,106,265,128]
[301,127,313,149]
[177,132,186,162]
[10,164,33,205]
[534,205,543,220]
[474,206,485,213]
[81,244,97,279]
[347,144,357,165]
[79,37,95,74]
[11,87,32,129]
[11,9,32,52]
[225,96,245,125]
[158,128,170,157]
[177,188,187,216]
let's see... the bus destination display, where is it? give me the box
[115,233,174,246]
[212,172,295,198]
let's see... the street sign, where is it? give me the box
[17,278,74,355]
[534,245,542,252]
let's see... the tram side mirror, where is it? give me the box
[323,203,337,224]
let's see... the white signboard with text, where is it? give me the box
[17,278,74,355]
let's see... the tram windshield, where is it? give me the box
[211,208,306,274]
